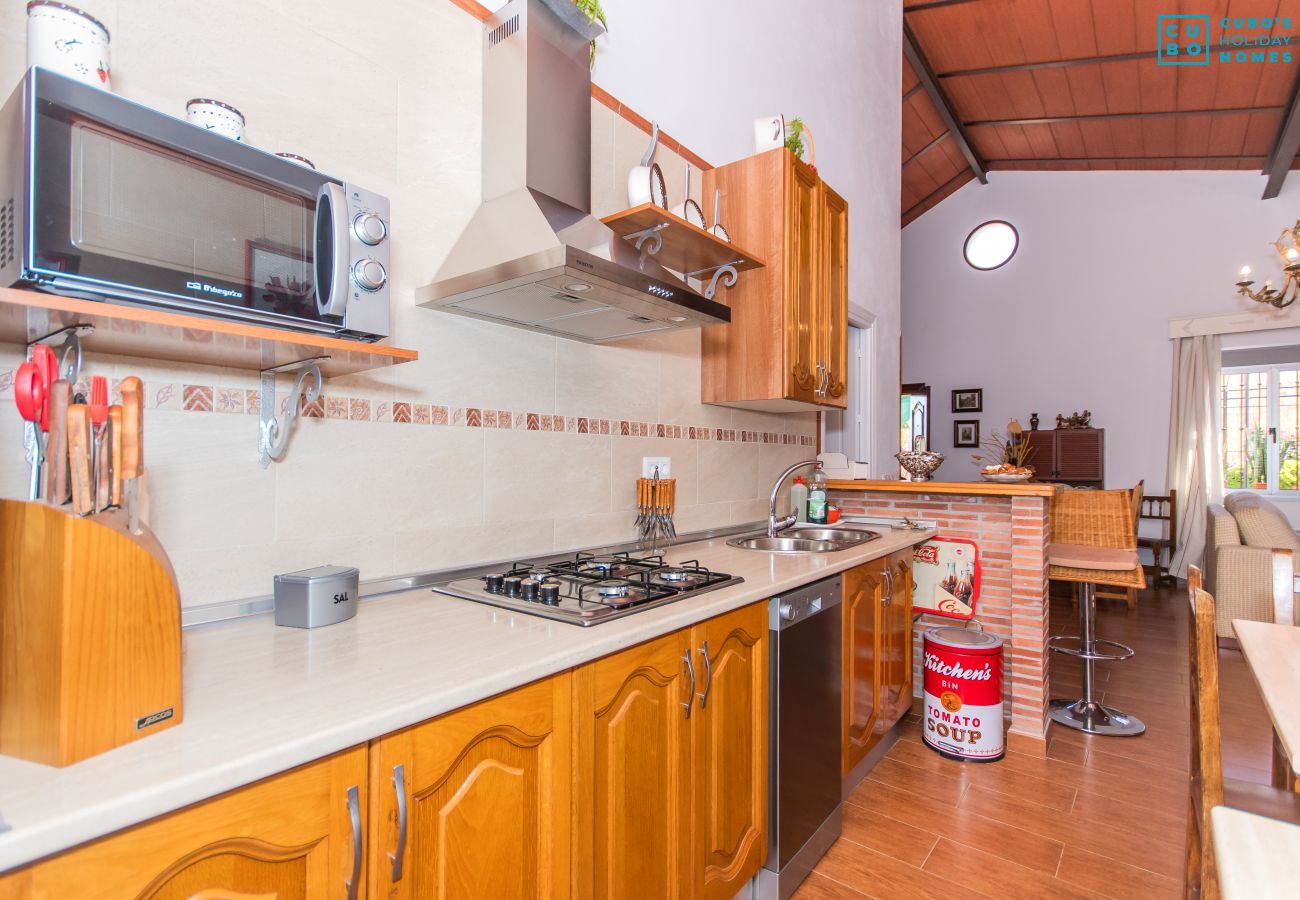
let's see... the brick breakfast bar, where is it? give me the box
[828,479,1058,752]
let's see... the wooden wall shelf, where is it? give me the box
[601,204,766,276]
[0,287,417,378]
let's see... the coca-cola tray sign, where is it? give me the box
[911,537,980,620]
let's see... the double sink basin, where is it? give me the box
[728,526,882,554]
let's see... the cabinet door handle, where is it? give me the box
[698,640,713,709]
[682,649,696,719]
[345,785,361,900]
[389,763,407,883]
[883,569,893,605]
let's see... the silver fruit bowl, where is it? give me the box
[895,450,945,481]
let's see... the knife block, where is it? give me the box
[0,499,183,767]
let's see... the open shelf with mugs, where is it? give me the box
[600,204,766,300]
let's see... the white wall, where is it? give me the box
[587,0,903,474]
[902,170,1300,499]
[0,0,902,607]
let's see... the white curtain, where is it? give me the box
[1167,334,1223,578]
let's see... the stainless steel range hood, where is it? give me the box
[416,0,730,343]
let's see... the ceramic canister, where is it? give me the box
[26,1,111,89]
[186,98,246,142]
[275,153,316,170]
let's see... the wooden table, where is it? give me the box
[1233,619,1300,791]
[1211,806,1300,899]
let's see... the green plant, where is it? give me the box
[784,117,806,159]
[573,0,607,67]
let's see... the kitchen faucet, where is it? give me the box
[768,459,823,537]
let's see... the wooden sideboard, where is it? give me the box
[1023,428,1105,486]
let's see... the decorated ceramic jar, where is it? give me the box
[275,153,316,169]
[185,98,246,142]
[26,1,111,89]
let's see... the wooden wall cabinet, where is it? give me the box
[2,747,369,898]
[368,675,572,898]
[702,149,848,412]
[572,601,768,900]
[842,550,914,776]
[1023,428,1105,485]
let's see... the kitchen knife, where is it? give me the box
[67,404,92,516]
[117,377,143,479]
[43,380,71,505]
[108,405,123,508]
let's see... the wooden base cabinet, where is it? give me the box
[368,675,572,899]
[572,602,768,900]
[1,747,369,898]
[701,149,848,412]
[842,551,914,776]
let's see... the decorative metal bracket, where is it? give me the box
[624,223,668,257]
[685,263,740,300]
[258,356,326,468]
[28,323,94,383]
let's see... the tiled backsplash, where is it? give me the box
[0,0,818,608]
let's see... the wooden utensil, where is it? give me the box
[108,405,123,508]
[43,380,71,505]
[66,404,92,516]
[117,377,143,479]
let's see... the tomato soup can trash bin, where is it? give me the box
[923,626,1005,762]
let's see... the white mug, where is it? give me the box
[627,163,667,209]
[186,98,245,142]
[753,115,785,153]
[27,1,111,89]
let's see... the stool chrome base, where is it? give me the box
[1049,698,1146,736]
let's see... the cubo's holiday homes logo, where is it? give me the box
[1158,14,1293,66]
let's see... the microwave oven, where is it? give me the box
[0,67,390,341]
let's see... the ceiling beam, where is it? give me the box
[905,0,983,12]
[903,132,951,169]
[903,83,925,102]
[1262,70,1300,199]
[966,106,1286,128]
[902,21,987,184]
[938,50,1160,80]
[988,154,1266,166]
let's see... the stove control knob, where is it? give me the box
[778,602,797,622]
[351,258,387,292]
[353,212,387,246]
[521,580,539,602]
[539,583,561,605]
[485,574,504,594]
[502,577,523,598]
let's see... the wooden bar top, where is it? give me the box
[825,479,1059,498]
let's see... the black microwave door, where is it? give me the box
[29,87,327,330]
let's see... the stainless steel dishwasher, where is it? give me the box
[755,574,843,900]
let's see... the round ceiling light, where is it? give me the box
[963,220,1018,271]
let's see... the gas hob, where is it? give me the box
[431,551,743,625]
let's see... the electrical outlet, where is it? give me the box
[642,457,671,478]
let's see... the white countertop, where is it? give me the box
[1212,806,1300,899]
[0,528,928,873]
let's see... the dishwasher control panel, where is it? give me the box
[769,575,842,630]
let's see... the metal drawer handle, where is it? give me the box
[345,785,361,900]
[390,763,407,882]
[682,649,696,719]
[883,569,893,605]
[698,640,713,709]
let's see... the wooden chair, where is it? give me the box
[1095,480,1144,610]
[1186,565,1300,898]
[1139,488,1177,587]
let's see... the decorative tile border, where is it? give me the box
[0,370,817,447]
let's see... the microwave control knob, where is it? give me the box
[351,258,387,292]
[353,212,387,246]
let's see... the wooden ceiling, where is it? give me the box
[901,0,1300,224]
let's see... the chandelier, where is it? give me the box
[1237,221,1300,309]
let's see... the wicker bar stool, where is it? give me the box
[1047,488,1147,736]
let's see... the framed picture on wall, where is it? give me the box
[953,419,980,448]
[952,388,983,413]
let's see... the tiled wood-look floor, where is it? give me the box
[797,583,1275,899]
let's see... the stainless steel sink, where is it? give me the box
[727,536,840,553]
[785,527,881,546]
[726,528,882,553]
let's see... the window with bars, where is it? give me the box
[1220,366,1300,493]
